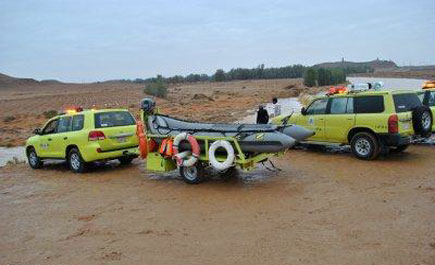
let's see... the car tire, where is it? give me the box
[68,148,87,173]
[179,162,205,184]
[27,148,43,169]
[412,106,433,137]
[350,132,380,160]
[118,156,134,165]
[392,144,410,152]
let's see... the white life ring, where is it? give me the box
[173,132,200,167]
[208,140,235,171]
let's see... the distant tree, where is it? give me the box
[303,68,317,87]
[214,69,226,82]
[317,68,329,86]
[144,76,168,98]
[329,69,346,85]
[257,64,265,79]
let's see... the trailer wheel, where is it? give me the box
[179,162,204,184]
[218,166,238,181]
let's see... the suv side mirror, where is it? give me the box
[301,107,307,115]
[33,128,41,135]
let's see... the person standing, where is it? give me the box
[271,97,281,118]
[256,105,269,124]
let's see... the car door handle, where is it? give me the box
[63,137,68,140]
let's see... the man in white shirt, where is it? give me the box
[271,97,281,118]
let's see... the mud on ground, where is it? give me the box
[0,145,434,265]
[1,78,434,264]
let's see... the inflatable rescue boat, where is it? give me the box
[141,98,314,154]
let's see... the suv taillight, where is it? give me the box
[388,114,399,134]
[88,131,106,141]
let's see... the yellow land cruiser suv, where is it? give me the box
[272,89,433,160]
[26,108,139,173]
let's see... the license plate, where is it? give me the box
[117,136,127,143]
[402,123,409,130]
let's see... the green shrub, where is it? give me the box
[43,110,58,119]
[144,80,168,98]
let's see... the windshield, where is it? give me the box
[393,93,422,113]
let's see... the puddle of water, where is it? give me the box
[0,146,26,167]
[413,135,435,145]
[347,77,427,91]
[237,97,302,124]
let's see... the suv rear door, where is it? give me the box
[393,93,422,136]
[324,97,355,143]
[93,111,138,151]
[354,95,387,134]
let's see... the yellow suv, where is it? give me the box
[272,90,433,160]
[26,108,139,173]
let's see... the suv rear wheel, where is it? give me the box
[350,132,380,160]
[68,148,87,173]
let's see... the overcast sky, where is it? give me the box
[1,0,434,82]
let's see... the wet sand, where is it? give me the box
[1,145,434,265]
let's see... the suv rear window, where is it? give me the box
[354,96,384,113]
[393,93,422,113]
[72,115,84,131]
[94,111,136,128]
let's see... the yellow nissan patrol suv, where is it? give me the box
[272,89,433,160]
[26,108,139,173]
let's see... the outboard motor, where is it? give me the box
[140,98,156,115]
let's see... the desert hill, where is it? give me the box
[313,59,398,71]
[0,73,64,88]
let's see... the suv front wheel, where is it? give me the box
[350,132,380,160]
[27,148,43,169]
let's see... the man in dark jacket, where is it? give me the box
[256,106,269,124]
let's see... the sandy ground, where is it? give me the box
[1,78,434,264]
[1,144,434,265]
[0,79,304,147]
